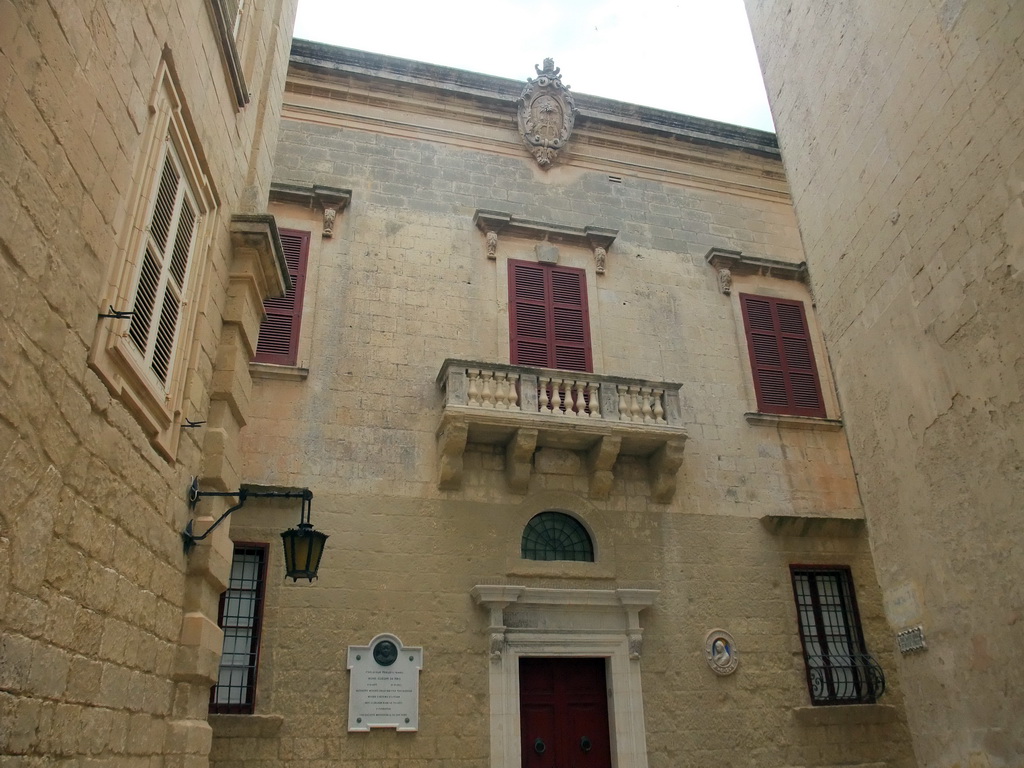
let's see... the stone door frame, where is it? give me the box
[471,586,656,768]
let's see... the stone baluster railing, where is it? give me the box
[536,375,602,418]
[465,368,521,410]
[616,384,669,424]
[438,360,682,427]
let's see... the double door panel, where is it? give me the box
[520,657,611,768]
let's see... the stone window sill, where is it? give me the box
[744,412,843,431]
[209,713,285,737]
[250,362,309,381]
[792,703,898,727]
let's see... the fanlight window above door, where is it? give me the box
[521,512,594,562]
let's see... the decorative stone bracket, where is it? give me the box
[470,585,658,661]
[474,210,617,273]
[705,247,809,294]
[437,359,688,501]
[270,182,353,237]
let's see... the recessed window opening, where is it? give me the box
[521,512,594,562]
[211,544,268,713]
[790,566,884,705]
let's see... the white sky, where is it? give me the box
[292,0,776,133]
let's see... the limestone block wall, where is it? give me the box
[214,46,915,768]
[743,1,1024,766]
[0,1,296,765]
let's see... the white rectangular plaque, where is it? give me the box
[347,633,422,732]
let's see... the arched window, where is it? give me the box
[521,512,594,562]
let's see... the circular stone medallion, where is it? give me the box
[373,639,399,666]
[704,629,739,676]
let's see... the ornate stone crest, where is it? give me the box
[704,629,739,675]
[517,58,578,168]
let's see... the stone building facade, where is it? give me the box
[1,1,297,766]
[206,43,916,768]
[744,2,1024,766]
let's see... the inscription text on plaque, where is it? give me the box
[347,633,422,732]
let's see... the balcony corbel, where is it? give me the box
[505,429,538,494]
[587,435,622,499]
[437,419,469,490]
[648,438,687,503]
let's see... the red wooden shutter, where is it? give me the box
[509,260,592,372]
[254,230,309,365]
[740,293,825,417]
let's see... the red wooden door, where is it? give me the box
[520,658,611,768]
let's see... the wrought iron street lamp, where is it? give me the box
[183,479,328,581]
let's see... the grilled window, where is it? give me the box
[521,512,594,562]
[790,567,885,705]
[211,544,268,714]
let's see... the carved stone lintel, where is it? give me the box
[485,230,498,260]
[322,206,337,237]
[505,428,538,494]
[587,435,621,500]
[473,211,617,257]
[268,183,351,239]
[648,437,687,503]
[628,630,643,660]
[717,267,732,294]
[437,420,469,490]
[704,246,808,284]
[594,247,607,275]
[517,58,578,169]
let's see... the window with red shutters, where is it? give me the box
[740,293,826,418]
[509,260,592,372]
[254,229,309,365]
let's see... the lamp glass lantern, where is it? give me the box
[281,522,328,582]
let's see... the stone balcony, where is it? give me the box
[436,359,688,501]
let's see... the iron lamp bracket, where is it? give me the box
[183,477,314,554]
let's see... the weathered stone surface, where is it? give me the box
[745,1,1024,765]
[0,1,298,766]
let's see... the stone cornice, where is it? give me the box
[269,182,352,210]
[289,39,781,160]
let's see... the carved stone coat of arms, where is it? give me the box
[517,58,578,168]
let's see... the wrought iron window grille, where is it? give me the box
[210,543,267,714]
[791,566,885,705]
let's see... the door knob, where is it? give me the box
[534,737,546,754]
[580,736,592,752]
